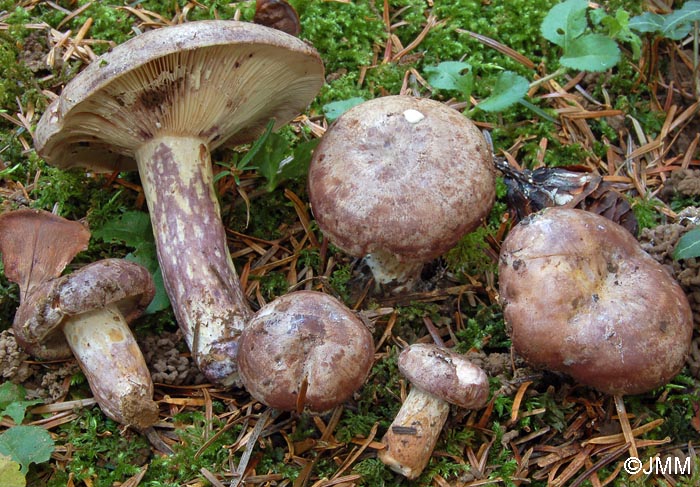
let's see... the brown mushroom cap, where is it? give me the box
[308,95,495,268]
[399,343,489,409]
[12,259,155,360]
[238,291,374,412]
[498,207,693,395]
[34,20,324,172]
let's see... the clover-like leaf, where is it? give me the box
[424,61,473,96]
[0,383,41,426]
[477,71,529,112]
[541,0,589,47]
[560,33,621,71]
[0,426,55,475]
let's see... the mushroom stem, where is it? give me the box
[63,303,158,430]
[136,134,252,387]
[377,386,450,479]
[364,250,423,287]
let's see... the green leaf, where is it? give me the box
[0,426,55,475]
[0,454,25,487]
[252,132,291,190]
[93,211,170,314]
[322,97,365,122]
[424,61,473,96]
[93,211,154,249]
[0,384,41,426]
[264,139,320,192]
[124,250,170,314]
[630,2,700,39]
[628,11,666,33]
[560,34,621,71]
[662,1,700,40]
[673,227,700,260]
[541,0,589,48]
[477,71,529,112]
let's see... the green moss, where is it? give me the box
[253,271,290,301]
[50,408,153,487]
[300,1,385,74]
[143,410,243,486]
[454,304,509,351]
[0,31,42,111]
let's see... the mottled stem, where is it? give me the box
[136,135,252,387]
[63,303,158,429]
[377,386,450,479]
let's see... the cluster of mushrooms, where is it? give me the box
[1,16,695,481]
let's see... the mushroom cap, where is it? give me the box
[499,208,693,395]
[308,95,495,264]
[398,343,489,409]
[13,259,155,360]
[34,20,324,172]
[238,291,374,412]
[0,209,90,300]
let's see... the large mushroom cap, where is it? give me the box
[399,343,489,409]
[35,20,324,172]
[499,207,693,395]
[308,95,495,265]
[238,291,374,412]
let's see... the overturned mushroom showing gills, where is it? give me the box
[308,95,495,287]
[237,291,374,413]
[34,20,325,387]
[378,343,489,479]
[0,209,158,429]
[499,207,693,395]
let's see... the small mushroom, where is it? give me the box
[0,209,158,429]
[308,95,495,288]
[34,21,325,387]
[237,291,374,413]
[498,207,693,395]
[378,343,489,479]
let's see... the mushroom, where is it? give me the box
[237,291,374,413]
[308,95,495,288]
[34,21,325,387]
[498,207,693,396]
[378,343,489,479]
[0,209,158,429]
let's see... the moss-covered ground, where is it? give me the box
[1,0,699,486]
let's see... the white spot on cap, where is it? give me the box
[403,109,425,124]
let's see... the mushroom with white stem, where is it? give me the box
[34,20,325,387]
[308,95,496,289]
[378,343,489,479]
[0,209,158,430]
[237,291,374,413]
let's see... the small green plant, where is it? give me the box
[216,119,319,192]
[92,210,170,314]
[541,0,621,72]
[0,383,55,481]
[629,1,700,40]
